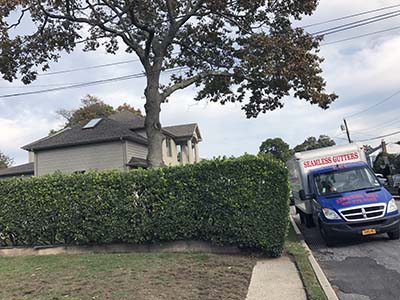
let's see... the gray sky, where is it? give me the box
[2,0,400,165]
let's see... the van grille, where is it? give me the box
[339,204,386,222]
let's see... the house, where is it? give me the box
[0,111,202,178]
[0,162,34,179]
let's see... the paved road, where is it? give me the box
[294,207,400,300]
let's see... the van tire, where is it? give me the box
[388,229,400,240]
[319,221,335,247]
[305,214,315,228]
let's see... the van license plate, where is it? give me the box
[362,229,376,236]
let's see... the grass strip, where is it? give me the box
[0,252,256,300]
[286,223,328,300]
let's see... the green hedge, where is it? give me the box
[0,155,289,256]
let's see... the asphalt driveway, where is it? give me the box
[294,209,400,300]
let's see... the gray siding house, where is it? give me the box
[0,111,202,178]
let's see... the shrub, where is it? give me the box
[0,155,289,256]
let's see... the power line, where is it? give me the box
[334,136,350,141]
[354,117,400,134]
[37,58,140,76]
[350,131,379,138]
[0,67,185,99]
[17,51,179,79]
[345,88,400,119]
[321,25,400,45]
[311,9,400,36]
[0,81,89,89]
[303,4,400,28]
[0,74,144,98]
[0,6,398,90]
[354,129,400,142]
[0,7,397,83]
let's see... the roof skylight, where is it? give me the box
[83,118,102,129]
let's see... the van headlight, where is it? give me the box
[387,198,398,213]
[322,208,341,220]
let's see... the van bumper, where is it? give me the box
[322,213,400,239]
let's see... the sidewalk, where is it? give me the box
[246,255,307,300]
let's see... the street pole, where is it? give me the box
[343,118,352,143]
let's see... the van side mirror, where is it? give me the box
[299,189,306,201]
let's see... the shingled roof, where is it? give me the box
[163,123,202,141]
[109,110,145,129]
[127,157,148,168]
[0,162,34,178]
[22,117,147,151]
[22,111,200,152]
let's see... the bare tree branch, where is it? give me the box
[160,0,206,57]
[174,41,230,69]
[38,2,148,67]
[7,7,30,30]
[124,0,155,33]
[165,0,175,24]
[214,11,253,34]
[100,0,150,65]
[161,70,232,98]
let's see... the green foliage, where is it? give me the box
[0,151,13,170]
[286,224,327,300]
[293,135,336,152]
[0,1,336,117]
[259,138,293,162]
[116,102,143,116]
[373,153,399,175]
[0,156,289,257]
[57,95,143,128]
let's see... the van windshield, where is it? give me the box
[314,166,381,196]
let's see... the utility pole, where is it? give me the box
[343,118,352,143]
[381,139,392,176]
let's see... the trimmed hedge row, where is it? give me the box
[0,155,289,256]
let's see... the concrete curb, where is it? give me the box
[289,216,339,300]
[0,240,242,257]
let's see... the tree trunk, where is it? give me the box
[144,70,164,168]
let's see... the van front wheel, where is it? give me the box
[305,214,315,228]
[388,228,400,240]
[299,211,305,224]
[319,222,334,247]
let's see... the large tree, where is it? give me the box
[0,1,337,167]
[293,135,335,152]
[259,137,292,162]
[0,151,13,169]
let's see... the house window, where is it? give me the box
[166,138,172,157]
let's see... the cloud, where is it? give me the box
[2,0,400,165]
[0,114,60,164]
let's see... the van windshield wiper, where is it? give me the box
[325,194,343,199]
[322,187,381,198]
[365,188,382,193]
